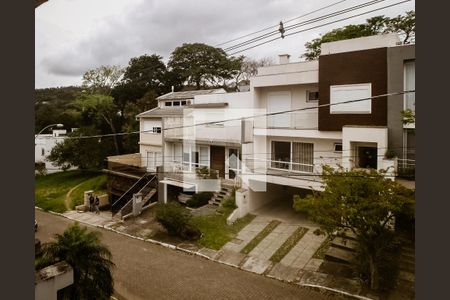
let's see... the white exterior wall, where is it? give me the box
[251,61,318,88]
[35,131,67,173]
[253,85,319,130]
[321,33,401,55]
[342,126,388,171]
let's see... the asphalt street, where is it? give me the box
[35,209,334,300]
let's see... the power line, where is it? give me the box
[215,0,349,47]
[228,0,411,55]
[224,0,385,52]
[58,90,414,140]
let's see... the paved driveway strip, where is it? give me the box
[36,209,334,300]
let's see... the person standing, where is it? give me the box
[89,193,94,212]
[95,196,100,214]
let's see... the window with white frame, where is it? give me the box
[404,60,415,112]
[292,142,314,173]
[143,120,162,134]
[181,144,210,171]
[330,83,372,114]
[271,141,314,173]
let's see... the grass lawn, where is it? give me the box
[191,207,256,250]
[69,175,107,209]
[240,220,281,255]
[35,170,106,213]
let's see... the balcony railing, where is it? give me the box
[244,158,317,175]
[397,158,415,179]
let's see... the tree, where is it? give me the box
[37,223,114,300]
[293,166,415,290]
[47,126,114,170]
[168,43,242,89]
[82,65,124,95]
[122,54,168,96]
[73,94,121,154]
[234,57,274,89]
[303,11,415,60]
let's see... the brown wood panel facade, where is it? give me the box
[318,48,388,131]
[210,146,225,178]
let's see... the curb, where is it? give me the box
[36,207,375,300]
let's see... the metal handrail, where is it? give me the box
[117,175,157,217]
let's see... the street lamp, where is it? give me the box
[35,123,64,139]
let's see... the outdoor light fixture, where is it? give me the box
[35,123,64,140]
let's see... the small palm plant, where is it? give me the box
[38,223,114,300]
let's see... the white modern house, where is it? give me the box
[35,129,68,173]
[239,33,415,212]
[108,33,415,216]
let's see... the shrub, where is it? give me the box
[155,202,192,236]
[155,202,201,240]
[384,149,397,159]
[186,192,213,208]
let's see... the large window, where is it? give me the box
[181,144,210,171]
[330,83,371,114]
[292,142,314,173]
[271,141,314,173]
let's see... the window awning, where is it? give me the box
[160,179,195,190]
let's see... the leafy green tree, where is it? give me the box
[122,54,168,96]
[82,65,124,95]
[168,43,242,89]
[303,11,415,60]
[37,223,114,300]
[73,94,121,154]
[47,126,114,170]
[293,166,415,290]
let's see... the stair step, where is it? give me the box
[331,237,358,252]
[324,246,356,264]
[340,230,358,241]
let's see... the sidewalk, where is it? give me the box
[62,210,119,228]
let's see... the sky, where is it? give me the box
[35,0,415,88]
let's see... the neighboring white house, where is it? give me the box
[35,129,68,173]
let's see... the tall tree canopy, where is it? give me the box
[293,166,415,290]
[122,54,168,96]
[168,43,242,89]
[303,11,415,61]
[82,65,124,95]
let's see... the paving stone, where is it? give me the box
[249,224,297,261]
[198,248,219,260]
[268,263,301,282]
[303,258,324,272]
[241,256,272,274]
[216,250,246,267]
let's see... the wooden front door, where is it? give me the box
[210,146,225,178]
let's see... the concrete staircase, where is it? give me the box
[391,237,415,299]
[324,232,358,264]
[209,186,234,206]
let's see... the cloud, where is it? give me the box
[36,0,415,87]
